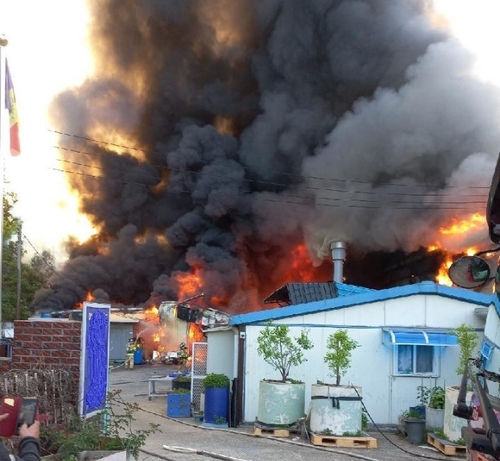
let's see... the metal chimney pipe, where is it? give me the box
[331,241,347,283]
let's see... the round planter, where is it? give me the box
[257,380,305,426]
[425,407,444,430]
[405,418,426,445]
[308,384,362,434]
[204,387,229,425]
[444,386,472,442]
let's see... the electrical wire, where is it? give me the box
[52,142,491,202]
[48,157,488,211]
[352,386,462,460]
[48,128,492,191]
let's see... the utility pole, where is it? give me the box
[16,221,22,319]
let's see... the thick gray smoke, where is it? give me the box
[33,0,500,313]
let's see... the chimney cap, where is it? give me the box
[330,241,347,250]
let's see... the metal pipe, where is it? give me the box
[331,241,347,283]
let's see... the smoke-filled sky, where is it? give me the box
[30,0,500,313]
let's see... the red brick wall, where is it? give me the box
[0,320,82,401]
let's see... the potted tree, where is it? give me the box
[308,329,362,435]
[256,321,314,426]
[202,373,230,427]
[444,324,478,442]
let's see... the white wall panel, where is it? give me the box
[239,294,486,425]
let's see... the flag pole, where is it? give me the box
[0,35,8,339]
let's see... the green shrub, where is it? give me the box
[40,389,161,460]
[429,386,445,410]
[202,373,230,389]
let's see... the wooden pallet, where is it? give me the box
[427,433,467,456]
[253,426,292,437]
[477,453,496,461]
[309,433,377,448]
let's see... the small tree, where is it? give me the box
[324,329,360,386]
[453,324,478,386]
[256,321,314,382]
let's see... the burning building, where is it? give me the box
[32,0,500,318]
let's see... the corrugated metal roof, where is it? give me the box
[230,281,493,326]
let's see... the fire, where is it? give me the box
[188,323,204,343]
[439,213,485,236]
[429,213,485,286]
[435,255,454,286]
[143,304,159,323]
[288,244,319,283]
[75,291,95,309]
[175,269,204,301]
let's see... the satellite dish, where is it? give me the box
[448,255,491,289]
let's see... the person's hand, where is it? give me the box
[18,420,39,439]
[0,414,9,423]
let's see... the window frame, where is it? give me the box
[393,344,439,377]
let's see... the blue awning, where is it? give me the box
[383,329,458,346]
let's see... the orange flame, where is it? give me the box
[143,304,159,323]
[435,255,454,286]
[75,291,95,309]
[439,213,485,236]
[429,213,485,286]
[175,269,204,301]
[288,244,318,283]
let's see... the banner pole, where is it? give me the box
[0,36,8,339]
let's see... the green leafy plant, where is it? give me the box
[361,407,369,430]
[40,389,161,460]
[170,388,190,394]
[343,430,363,437]
[428,386,445,410]
[416,385,430,407]
[256,321,314,382]
[402,409,425,420]
[202,373,230,389]
[213,415,227,424]
[452,324,478,387]
[324,329,360,386]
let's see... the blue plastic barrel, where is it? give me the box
[204,387,229,424]
[133,349,143,365]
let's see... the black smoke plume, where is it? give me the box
[33,0,500,313]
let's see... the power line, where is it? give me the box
[48,128,492,191]
[48,165,485,210]
[48,145,490,209]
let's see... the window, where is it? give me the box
[395,345,436,376]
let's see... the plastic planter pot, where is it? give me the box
[204,387,229,426]
[167,393,191,418]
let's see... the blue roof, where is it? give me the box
[229,281,493,326]
[336,282,374,297]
